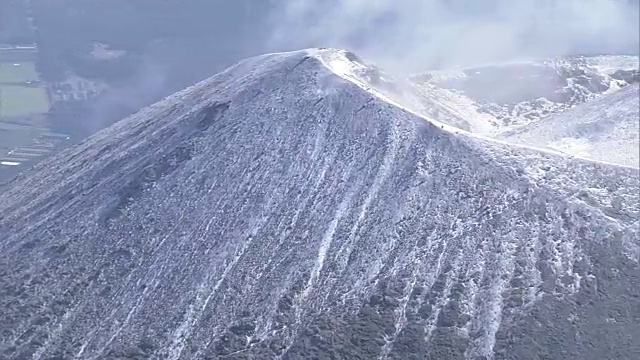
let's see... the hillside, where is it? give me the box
[502,84,639,168]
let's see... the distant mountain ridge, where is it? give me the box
[411,55,639,133]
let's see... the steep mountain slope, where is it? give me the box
[412,55,639,133]
[502,84,639,168]
[0,49,638,360]
[313,50,492,134]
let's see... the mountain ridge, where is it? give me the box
[312,49,639,170]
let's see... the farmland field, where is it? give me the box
[0,85,49,117]
[0,62,39,83]
[0,121,46,152]
[0,121,56,185]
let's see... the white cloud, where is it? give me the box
[267,0,640,71]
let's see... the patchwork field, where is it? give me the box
[0,61,50,118]
[0,121,48,184]
[0,62,38,83]
[0,120,70,184]
[0,85,49,117]
[0,121,45,152]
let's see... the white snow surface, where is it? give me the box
[407,54,639,142]
[502,84,640,168]
[309,48,639,169]
[585,55,640,75]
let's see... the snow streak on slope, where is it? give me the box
[0,49,638,360]
[502,84,640,168]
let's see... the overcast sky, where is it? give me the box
[263,0,640,72]
[69,0,640,131]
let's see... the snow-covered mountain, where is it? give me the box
[319,51,639,168]
[502,84,639,168]
[0,49,638,360]
[411,55,639,134]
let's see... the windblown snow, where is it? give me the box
[0,48,638,360]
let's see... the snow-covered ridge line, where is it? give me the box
[308,48,640,171]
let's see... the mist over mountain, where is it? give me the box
[28,0,640,134]
[267,0,640,72]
